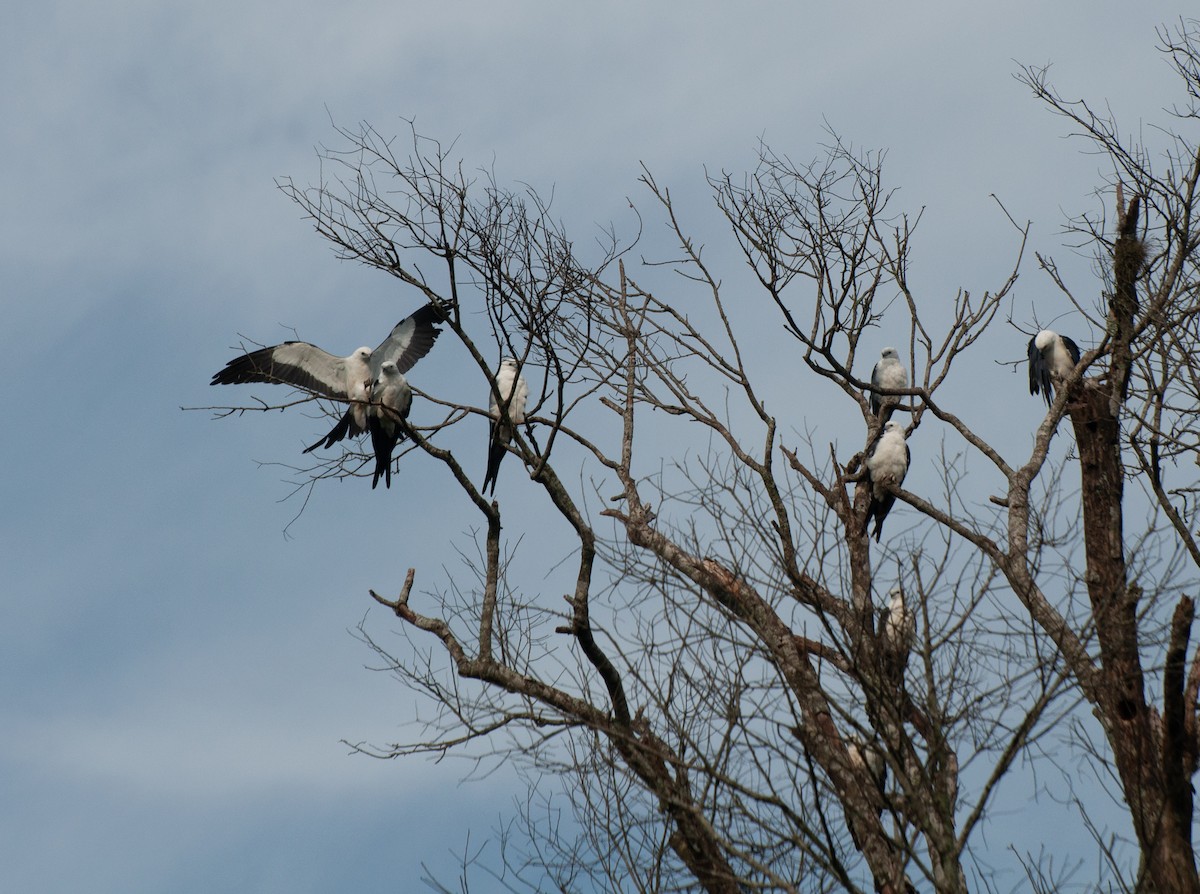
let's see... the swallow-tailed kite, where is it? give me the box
[879,586,915,681]
[367,360,413,490]
[845,734,887,850]
[862,421,909,543]
[869,347,908,420]
[846,735,887,799]
[482,358,529,494]
[210,303,444,452]
[1027,329,1081,407]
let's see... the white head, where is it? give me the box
[500,357,518,370]
[354,347,373,363]
[881,347,899,360]
[379,360,400,379]
[1034,330,1057,351]
[883,420,903,436]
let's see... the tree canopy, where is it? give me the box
[218,21,1200,894]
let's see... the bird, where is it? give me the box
[844,734,887,850]
[367,360,412,490]
[210,302,444,452]
[846,736,887,800]
[862,421,910,543]
[869,347,908,420]
[482,358,529,494]
[1027,329,1081,407]
[879,586,915,682]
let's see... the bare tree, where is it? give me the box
[216,21,1200,894]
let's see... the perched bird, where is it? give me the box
[367,361,413,490]
[482,358,529,494]
[845,734,887,850]
[869,347,908,420]
[846,736,887,800]
[862,421,910,543]
[210,303,443,452]
[1027,329,1081,407]
[879,586,915,682]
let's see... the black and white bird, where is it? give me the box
[1027,329,1081,407]
[845,734,887,850]
[862,421,910,543]
[869,347,908,421]
[482,358,529,495]
[846,736,887,801]
[367,360,413,490]
[210,303,443,452]
[879,586,915,682]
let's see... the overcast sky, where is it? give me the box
[2,3,1193,892]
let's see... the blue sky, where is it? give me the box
[2,3,1192,892]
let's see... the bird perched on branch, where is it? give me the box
[1027,329,1081,407]
[482,358,529,494]
[879,586,915,683]
[845,735,887,850]
[367,360,412,490]
[210,302,444,454]
[869,347,908,421]
[862,421,910,543]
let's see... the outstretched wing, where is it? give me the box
[211,341,348,398]
[371,303,445,376]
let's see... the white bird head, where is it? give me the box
[354,347,373,362]
[379,360,400,377]
[881,347,899,360]
[1034,330,1057,352]
[883,420,903,435]
[500,357,519,369]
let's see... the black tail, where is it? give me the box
[371,460,391,489]
[369,418,408,490]
[304,408,358,454]
[482,424,508,495]
[862,495,894,542]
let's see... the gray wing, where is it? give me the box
[211,341,347,398]
[371,303,445,377]
[870,360,883,416]
[865,426,884,467]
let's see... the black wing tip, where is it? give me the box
[415,301,449,324]
[210,356,260,387]
[210,342,310,386]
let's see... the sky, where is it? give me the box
[1,2,1194,892]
